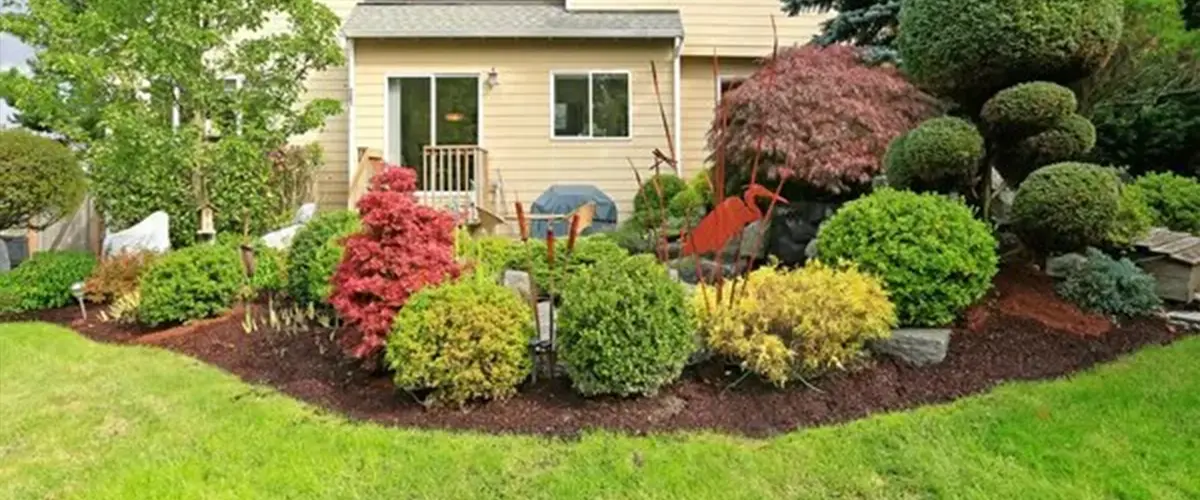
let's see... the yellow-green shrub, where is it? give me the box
[693,261,896,386]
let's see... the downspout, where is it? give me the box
[672,36,683,176]
[346,36,357,208]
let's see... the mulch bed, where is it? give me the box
[15,263,1191,438]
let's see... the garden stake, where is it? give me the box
[515,200,545,383]
[545,228,558,378]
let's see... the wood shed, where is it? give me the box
[1135,228,1200,303]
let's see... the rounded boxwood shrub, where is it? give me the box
[138,244,245,326]
[667,185,706,220]
[386,277,533,406]
[1107,184,1155,248]
[558,254,696,397]
[1132,172,1200,234]
[0,129,87,231]
[1010,163,1122,253]
[455,230,522,278]
[1007,114,1097,182]
[633,173,688,228]
[1056,248,1161,317]
[286,209,360,305]
[0,251,96,312]
[694,261,896,386]
[884,117,984,193]
[510,235,630,295]
[898,0,1123,108]
[249,244,287,295]
[817,188,998,327]
[981,82,1078,131]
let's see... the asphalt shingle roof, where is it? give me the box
[343,0,684,39]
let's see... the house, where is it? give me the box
[300,0,827,225]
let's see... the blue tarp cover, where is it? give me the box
[529,184,619,238]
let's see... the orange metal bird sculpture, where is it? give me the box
[682,184,787,256]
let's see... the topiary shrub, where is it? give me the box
[84,251,158,303]
[558,254,695,397]
[0,129,87,231]
[817,188,998,326]
[634,173,688,229]
[330,167,460,359]
[1005,114,1097,183]
[981,81,1079,132]
[712,44,939,196]
[386,277,533,406]
[1132,173,1200,234]
[1107,183,1155,248]
[0,250,96,312]
[667,185,706,221]
[510,236,630,296]
[1011,163,1122,253]
[1056,248,1162,317]
[286,209,360,305]
[694,261,896,386]
[898,0,1124,109]
[688,169,715,208]
[884,117,984,193]
[138,244,244,326]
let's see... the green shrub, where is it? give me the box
[595,220,653,255]
[1107,184,1155,248]
[386,277,533,406]
[455,230,522,278]
[633,174,688,228]
[558,255,695,396]
[1011,163,1122,253]
[1132,173,1200,234]
[688,169,715,208]
[286,209,360,305]
[0,129,87,231]
[84,252,158,303]
[510,236,630,295]
[0,251,96,312]
[817,188,998,326]
[1007,114,1097,183]
[898,0,1123,108]
[981,82,1078,131]
[138,244,245,326]
[884,117,984,193]
[249,244,287,295]
[1056,248,1162,317]
[668,186,706,220]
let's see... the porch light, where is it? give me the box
[444,112,465,122]
[486,67,500,88]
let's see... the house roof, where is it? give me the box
[342,0,684,39]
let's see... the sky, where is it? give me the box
[0,2,35,125]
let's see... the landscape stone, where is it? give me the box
[0,240,9,272]
[1045,253,1086,278]
[103,211,171,256]
[1167,310,1200,331]
[668,257,738,285]
[503,270,533,302]
[870,328,951,366]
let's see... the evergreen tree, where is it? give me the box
[782,0,901,61]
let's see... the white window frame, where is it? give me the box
[716,74,748,103]
[549,70,633,141]
[381,72,485,166]
[206,74,245,137]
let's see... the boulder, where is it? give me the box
[804,238,820,260]
[870,328,951,366]
[103,211,171,256]
[767,200,842,266]
[1167,311,1200,331]
[0,240,8,273]
[503,270,533,302]
[720,220,768,262]
[1045,252,1086,278]
[668,257,738,285]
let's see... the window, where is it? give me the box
[716,75,747,104]
[207,75,244,137]
[552,71,630,139]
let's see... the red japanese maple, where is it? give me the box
[330,166,460,359]
[709,45,940,194]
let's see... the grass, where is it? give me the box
[1,323,1199,499]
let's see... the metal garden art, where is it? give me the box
[513,200,585,382]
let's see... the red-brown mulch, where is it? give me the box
[13,264,1189,438]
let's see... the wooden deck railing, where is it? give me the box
[348,147,384,209]
[348,146,499,230]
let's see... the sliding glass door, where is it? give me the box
[386,75,479,191]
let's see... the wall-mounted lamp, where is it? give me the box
[486,67,500,88]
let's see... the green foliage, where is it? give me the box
[898,0,1124,109]
[1132,172,1200,233]
[268,144,323,219]
[1056,248,1162,317]
[1006,114,1098,183]
[667,186,707,221]
[511,236,630,296]
[455,230,522,277]
[594,220,654,255]
[1011,163,1123,253]
[249,245,287,295]
[1108,184,1156,247]
[0,129,86,231]
[694,262,897,386]
[558,255,696,397]
[981,82,1079,132]
[817,188,998,327]
[386,278,533,406]
[0,251,96,313]
[884,117,984,193]
[138,244,245,326]
[688,169,716,208]
[783,0,902,63]
[634,174,689,229]
[0,0,345,247]
[286,210,360,305]
[84,252,158,303]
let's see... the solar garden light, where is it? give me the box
[70,281,87,320]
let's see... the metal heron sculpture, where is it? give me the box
[682,183,787,256]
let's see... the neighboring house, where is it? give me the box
[304,0,826,224]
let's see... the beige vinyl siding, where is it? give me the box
[353,38,675,221]
[679,56,761,180]
[569,0,828,58]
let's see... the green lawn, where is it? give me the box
[1,323,1199,499]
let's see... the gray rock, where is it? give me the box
[292,203,317,225]
[260,224,303,250]
[1167,310,1200,331]
[1045,253,1086,278]
[719,220,768,262]
[804,238,820,260]
[668,258,738,285]
[103,211,171,256]
[0,240,8,273]
[536,300,556,342]
[504,270,533,302]
[870,328,951,366]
